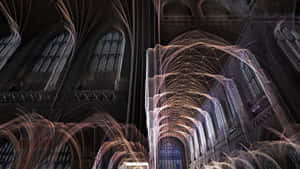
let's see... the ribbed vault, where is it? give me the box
[146,29,233,168]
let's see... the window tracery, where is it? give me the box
[24,32,74,90]
[33,32,73,73]
[0,141,14,169]
[89,31,124,73]
[275,22,300,72]
[241,62,263,100]
[0,31,21,71]
[159,140,184,169]
[78,30,125,90]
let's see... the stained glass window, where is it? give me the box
[275,23,300,72]
[159,140,184,169]
[241,62,263,100]
[89,31,124,73]
[215,101,227,130]
[224,93,241,133]
[33,32,73,73]
[23,32,74,90]
[0,30,21,71]
[0,141,14,169]
[221,99,234,128]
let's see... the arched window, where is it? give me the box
[25,32,74,90]
[198,122,207,154]
[220,99,233,128]
[0,141,14,169]
[33,32,73,73]
[205,113,216,145]
[224,93,239,129]
[81,30,125,90]
[240,62,263,100]
[214,100,228,131]
[0,9,21,71]
[159,139,184,169]
[89,31,124,73]
[0,31,21,71]
[275,22,300,72]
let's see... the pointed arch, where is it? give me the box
[79,29,126,90]
[89,30,125,73]
[158,137,186,169]
[23,30,75,91]
[0,30,21,71]
[240,59,263,101]
[0,3,21,71]
[274,21,300,73]
[32,32,74,73]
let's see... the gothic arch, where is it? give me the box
[159,129,197,161]
[158,114,205,153]
[158,137,188,169]
[71,25,127,91]
[35,31,74,88]
[146,30,234,169]
[1,24,75,92]
[240,57,264,103]
[0,30,21,71]
[274,20,300,73]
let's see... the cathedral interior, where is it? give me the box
[0,0,299,169]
